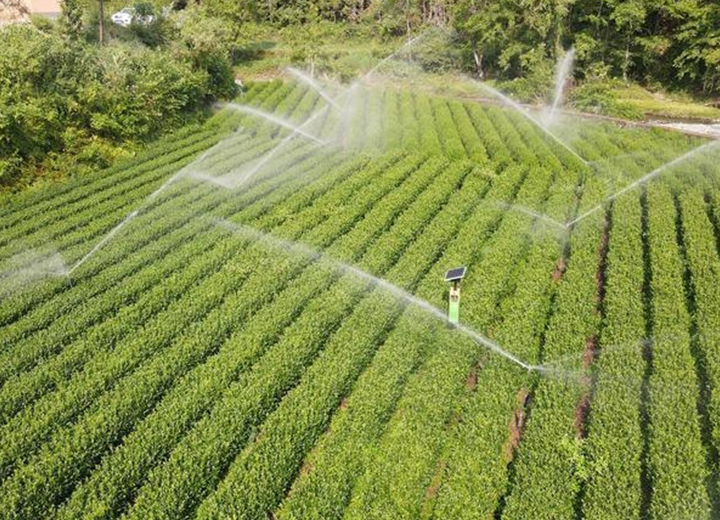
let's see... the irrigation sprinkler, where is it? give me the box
[444,266,466,326]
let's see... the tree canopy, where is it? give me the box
[198,0,720,95]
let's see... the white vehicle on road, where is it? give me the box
[111,7,156,27]
[111,8,135,26]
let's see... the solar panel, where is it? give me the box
[444,266,467,282]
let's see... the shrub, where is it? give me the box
[568,81,643,120]
[0,20,235,189]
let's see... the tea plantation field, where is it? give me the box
[1,80,720,519]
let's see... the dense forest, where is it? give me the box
[213,0,720,95]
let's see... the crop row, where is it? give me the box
[50,154,445,520]
[0,149,441,518]
[498,167,607,519]
[0,150,393,425]
[324,86,559,168]
[0,140,303,333]
[447,99,489,164]
[275,162,536,519]
[192,161,487,520]
[482,107,540,168]
[429,162,582,519]
[413,93,443,156]
[398,91,419,149]
[464,103,514,168]
[340,164,561,520]
[430,97,466,161]
[115,156,472,519]
[0,85,332,326]
[645,181,710,519]
[0,152,376,480]
[581,192,646,520]
[677,182,720,517]
[497,125,660,516]
[0,152,374,432]
[580,141,712,519]
[499,131,713,519]
[384,89,403,150]
[0,131,300,334]
[338,87,368,150]
[503,112,569,172]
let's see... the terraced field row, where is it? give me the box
[2,79,720,520]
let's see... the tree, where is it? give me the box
[673,0,720,93]
[60,0,83,41]
[609,0,645,82]
[453,0,514,78]
[98,0,105,44]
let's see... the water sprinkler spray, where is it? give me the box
[444,266,467,326]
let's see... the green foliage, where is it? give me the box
[0,82,719,520]
[95,0,720,97]
[447,0,720,95]
[451,0,568,82]
[498,65,554,104]
[568,80,644,120]
[126,18,170,48]
[286,24,333,75]
[29,14,56,33]
[411,28,462,73]
[0,20,235,190]
[60,0,84,41]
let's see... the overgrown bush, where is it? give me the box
[0,19,235,189]
[411,29,461,73]
[568,81,643,120]
[496,48,554,103]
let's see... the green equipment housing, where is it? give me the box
[445,266,467,326]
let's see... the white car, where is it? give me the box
[111,8,135,26]
[111,7,156,27]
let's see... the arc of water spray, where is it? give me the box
[148,134,236,201]
[41,131,243,278]
[474,81,589,166]
[286,68,341,109]
[364,32,430,81]
[335,82,360,146]
[197,105,331,190]
[67,210,140,275]
[0,249,68,283]
[492,201,567,231]
[231,106,330,187]
[214,218,539,372]
[223,103,326,144]
[548,48,575,122]
[567,139,720,227]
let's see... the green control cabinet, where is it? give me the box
[448,284,461,325]
[444,266,467,326]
